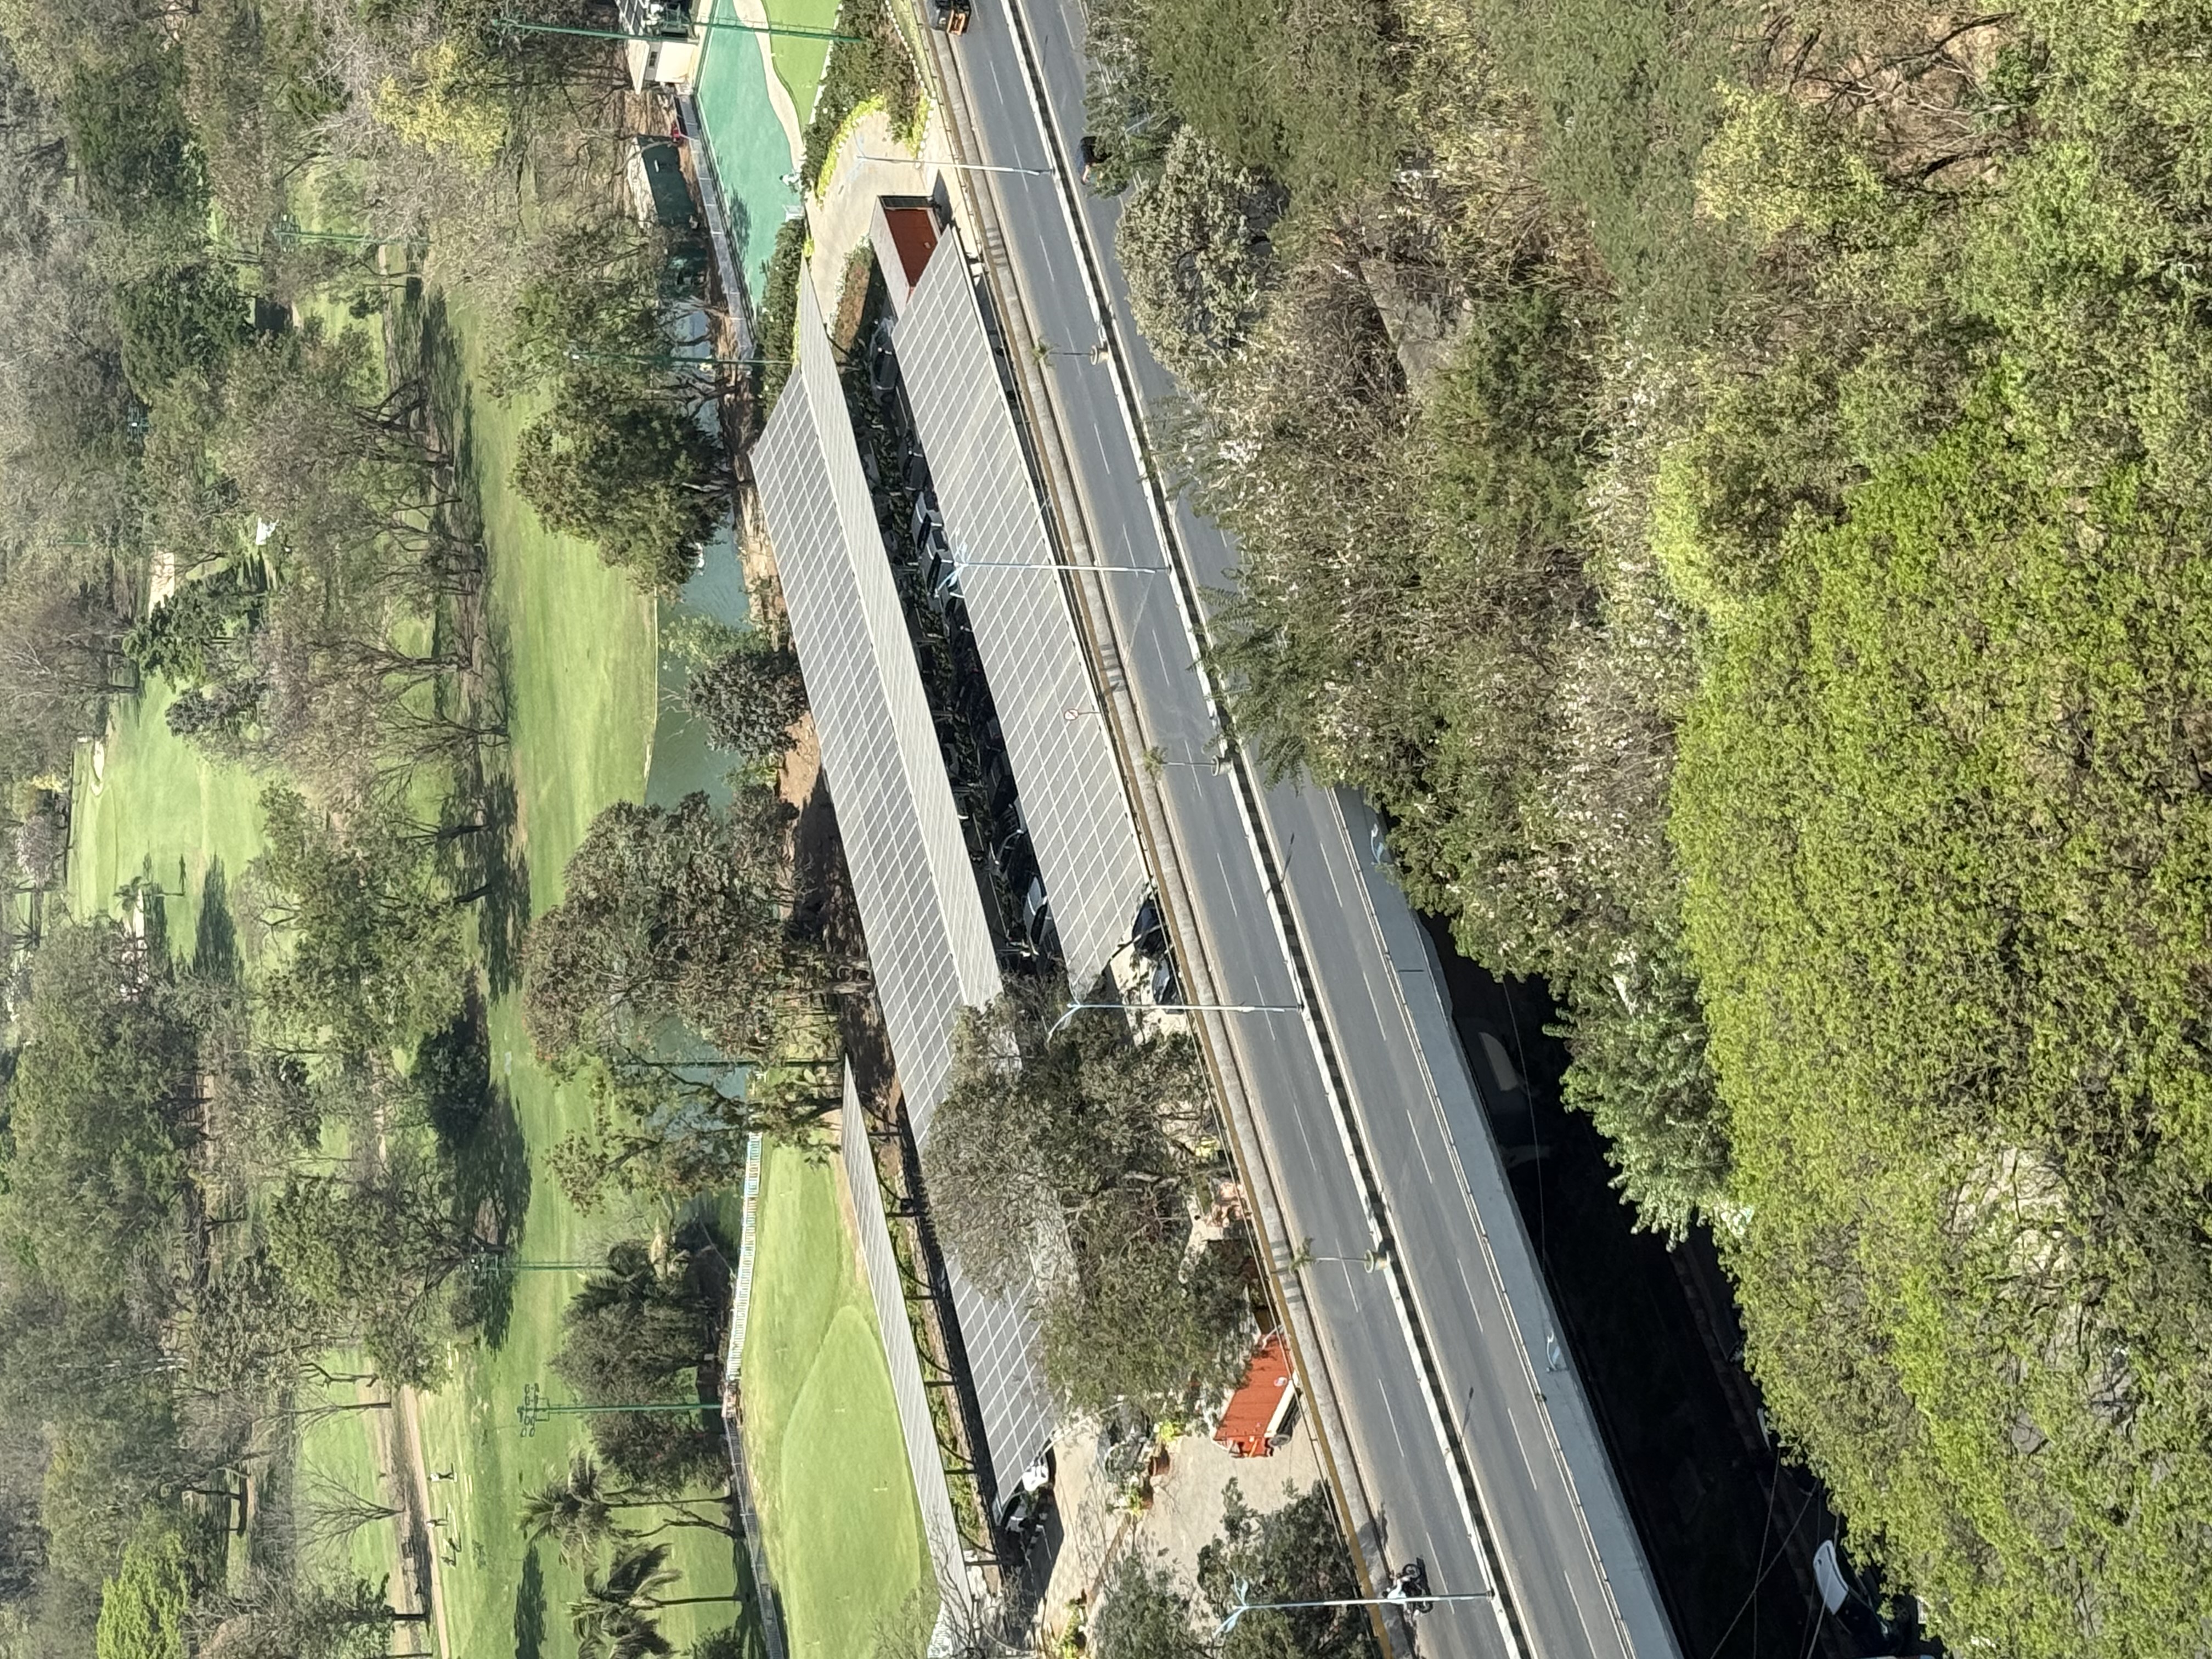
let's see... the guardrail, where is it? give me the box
[717,1132,789,1659]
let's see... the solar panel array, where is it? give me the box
[751,272,1053,1505]
[893,234,1150,988]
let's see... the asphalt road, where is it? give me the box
[924,9,1681,1657]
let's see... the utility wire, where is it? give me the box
[1703,1479,1818,1659]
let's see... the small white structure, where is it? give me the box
[620,0,704,89]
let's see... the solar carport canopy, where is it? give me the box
[893,231,1150,989]
[750,270,1053,1504]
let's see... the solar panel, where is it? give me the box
[750,271,1055,1505]
[892,234,1151,988]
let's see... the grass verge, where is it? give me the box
[741,1143,935,1659]
[69,683,268,946]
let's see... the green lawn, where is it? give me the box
[67,252,929,1659]
[741,1144,935,1659]
[445,299,661,916]
[70,683,268,951]
[763,0,839,125]
[404,301,733,1659]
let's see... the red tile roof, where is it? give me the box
[1214,1333,1295,1457]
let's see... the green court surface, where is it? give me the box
[70,683,269,949]
[741,1144,936,1659]
[690,0,817,295]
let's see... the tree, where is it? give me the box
[109,262,247,395]
[93,1514,189,1659]
[124,563,267,688]
[519,1452,735,1565]
[687,1628,750,1659]
[0,582,133,771]
[569,1545,734,1659]
[57,50,203,221]
[1196,1483,1376,1659]
[253,784,469,1057]
[292,1471,402,1570]
[684,641,808,769]
[12,788,68,889]
[1092,1556,1209,1659]
[0,918,198,1299]
[522,790,834,1080]
[512,368,722,593]
[1116,127,1280,380]
[1039,1222,1250,1418]
[491,222,673,399]
[1672,407,2212,1651]
[1091,1484,1377,1659]
[263,1144,488,1386]
[549,1246,725,1492]
[923,990,1249,1414]
[200,1573,424,1659]
[1122,0,1400,201]
[923,990,1208,1296]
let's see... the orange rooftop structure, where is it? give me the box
[1214,1333,1297,1458]
[872,197,945,315]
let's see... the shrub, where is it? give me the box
[798,0,919,195]
[1116,128,1281,378]
[685,640,808,766]
[754,217,808,413]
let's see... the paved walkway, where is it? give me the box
[804,106,940,319]
[1036,1402,1328,1647]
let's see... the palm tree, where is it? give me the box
[520,1452,740,1564]
[569,1545,737,1659]
[521,1452,633,1563]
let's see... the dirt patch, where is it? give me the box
[362,1381,449,1657]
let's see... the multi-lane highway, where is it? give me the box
[907,7,1684,1657]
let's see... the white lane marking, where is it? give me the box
[1455,1257,1487,1334]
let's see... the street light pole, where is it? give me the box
[467,1253,602,1278]
[1212,1580,1493,1637]
[497,14,862,44]
[273,219,419,249]
[565,344,791,369]
[945,555,1164,575]
[1047,997,1302,1041]
[1291,1236,1390,1273]
[516,1382,710,1436]
[855,149,1052,177]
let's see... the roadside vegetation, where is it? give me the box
[1088,0,2212,1646]
[754,0,922,410]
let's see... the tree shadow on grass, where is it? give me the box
[439,761,531,998]
[514,1545,546,1659]
[417,992,534,1348]
[192,859,241,983]
[413,285,534,993]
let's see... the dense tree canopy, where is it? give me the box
[550,1245,724,1492]
[1,919,198,1297]
[684,640,808,770]
[1674,408,2212,1650]
[254,784,469,1057]
[1091,0,2212,1640]
[523,788,827,1075]
[924,991,1250,1415]
[512,370,722,594]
